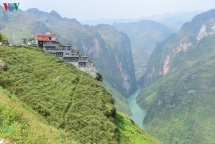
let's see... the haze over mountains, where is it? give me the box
[81,10,204,31]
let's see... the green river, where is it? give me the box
[126,86,146,129]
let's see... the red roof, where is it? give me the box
[36,34,59,42]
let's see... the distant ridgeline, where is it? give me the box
[36,33,99,79]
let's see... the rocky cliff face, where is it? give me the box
[71,25,137,97]
[113,20,172,80]
[140,9,215,86]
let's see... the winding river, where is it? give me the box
[126,86,146,129]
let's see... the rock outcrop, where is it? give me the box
[0,60,6,69]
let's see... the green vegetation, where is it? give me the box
[0,33,9,45]
[0,46,160,143]
[0,87,75,144]
[22,38,27,44]
[103,82,132,116]
[96,72,103,82]
[137,10,215,144]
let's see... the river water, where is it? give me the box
[126,86,146,129]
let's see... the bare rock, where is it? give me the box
[0,60,6,69]
[56,76,62,83]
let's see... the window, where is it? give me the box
[49,37,52,40]
[47,42,52,44]
[57,53,62,56]
[66,53,69,55]
[50,48,53,50]
[64,58,69,61]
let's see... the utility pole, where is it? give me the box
[12,33,14,44]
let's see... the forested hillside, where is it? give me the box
[137,9,215,144]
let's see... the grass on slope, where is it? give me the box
[0,87,75,144]
[103,81,132,116]
[115,112,161,144]
[0,46,160,144]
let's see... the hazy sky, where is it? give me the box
[1,0,215,21]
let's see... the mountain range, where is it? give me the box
[80,10,204,32]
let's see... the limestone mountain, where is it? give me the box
[137,9,215,144]
[113,20,172,79]
[0,6,136,115]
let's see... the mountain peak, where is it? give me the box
[50,10,62,19]
[26,8,40,12]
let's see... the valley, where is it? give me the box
[1,3,215,143]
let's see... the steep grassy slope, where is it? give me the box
[0,46,160,144]
[0,87,75,143]
[137,10,215,144]
[103,81,132,116]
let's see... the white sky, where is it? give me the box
[1,0,215,21]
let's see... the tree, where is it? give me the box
[28,37,34,42]
[0,32,9,45]
[22,38,27,44]
[96,72,103,82]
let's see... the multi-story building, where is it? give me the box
[36,33,97,77]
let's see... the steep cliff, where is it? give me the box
[113,20,172,80]
[137,9,215,144]
[140,9,215,86]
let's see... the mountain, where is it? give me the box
[80,18,142,26]
[137,9,215,144]
[0,45,161,144]
[80,10,204,32]
[113,20,172,80]
[0,6,137,115]
[146,10,205,32]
